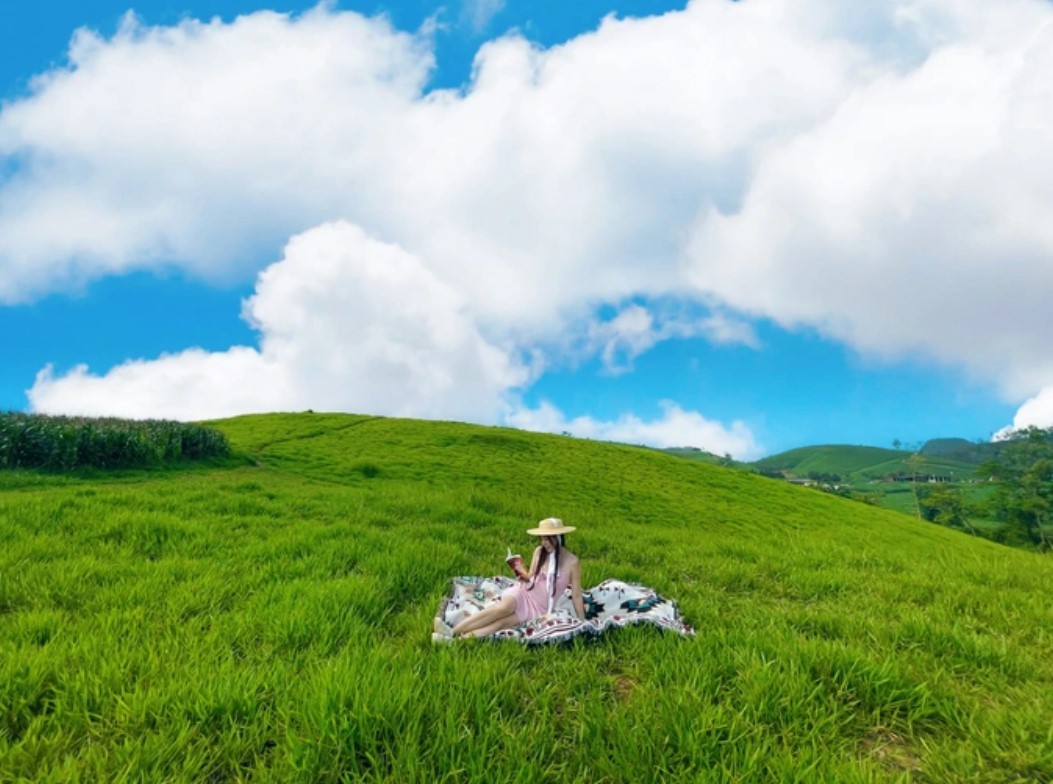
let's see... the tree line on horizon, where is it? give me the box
[918,426,1053,550]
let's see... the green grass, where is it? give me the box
[2,412,1053,782]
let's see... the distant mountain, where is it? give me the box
[752,445,906,476]
[661,435,1018,482]
[745,443,979,482]
[918,437,1004,464]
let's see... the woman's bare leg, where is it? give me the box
[467,611,520,638]
[453,594,517,636]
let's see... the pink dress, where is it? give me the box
[510,568,572,623]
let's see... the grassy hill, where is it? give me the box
[919,437,1003,464]
[658,446,743,468]
[752,444,977,482]
[2,413,1052,782]
[753,444,908,476]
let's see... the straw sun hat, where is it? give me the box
[527,517,576,536]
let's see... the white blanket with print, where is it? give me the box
[436,576,695,646]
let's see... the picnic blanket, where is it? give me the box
[436,576,695,646]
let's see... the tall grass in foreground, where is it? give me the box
[1,413,1052,783]
[0,412,230,471]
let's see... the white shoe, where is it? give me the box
[433,617,454,637]
[432,632,455,644]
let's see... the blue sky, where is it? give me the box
[2,0,1051,458]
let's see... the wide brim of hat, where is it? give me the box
[526,525,576,536]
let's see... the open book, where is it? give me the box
[506,547,530,580]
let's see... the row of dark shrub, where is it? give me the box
[0,412,231,471]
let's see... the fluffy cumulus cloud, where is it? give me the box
[505,400,762,460]
[6,0,1053,442]
[30,222,527,421]
[0,8,435,299]
[994,386,1053,438]
[0,0,861,327]
[687,0,1053,404]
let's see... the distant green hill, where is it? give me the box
[751,443,978,482]
[753,444,906,476]
[919,437,1003,463]
[2,413,1052,782]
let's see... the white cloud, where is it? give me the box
[4,0,1053,431]
[0,7,435,300]
[686,0,1053,399]
[461,0,505,34]
[589,305,660,375]
[30,349,288,422]
[586,304,758,375]
[29,222,527,421]
[698,313,761,350]
[506,400,763,460]
[0,0,860,333]
[995,386,1053,439]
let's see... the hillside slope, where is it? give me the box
[2,412,1052,783]
[753,444,907,474]
[752,443,977,481]
[919,437,1003,463]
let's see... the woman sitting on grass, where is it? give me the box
[436,517,585,639]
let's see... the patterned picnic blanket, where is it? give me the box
[436,576,695,646]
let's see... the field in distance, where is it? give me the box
[667,441,1003,526]
[2,413,1052,782]
[764,442,979,478]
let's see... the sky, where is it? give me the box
[2,0,1052,460]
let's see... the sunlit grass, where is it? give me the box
[2,413,1052,782]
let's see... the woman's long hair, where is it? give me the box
[535,534,565,608]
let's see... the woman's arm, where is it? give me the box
[570,558,585,620]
